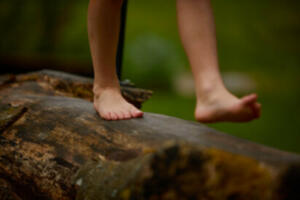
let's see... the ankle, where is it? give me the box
[93,73,120,91]
[195,82,225,96]
[93,82,120,97]
[196,84,236,105]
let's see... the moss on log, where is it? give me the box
[0,69,299,200]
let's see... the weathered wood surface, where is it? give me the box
[0,69,299,200]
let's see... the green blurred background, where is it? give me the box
[0,0,299,153]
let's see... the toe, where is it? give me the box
[129,109,136,118]
[252,102,261,118]
[132,109,143,118]
[101,111,111,120]
[136,110,144,117]
[241,93,258,105]
[111,112,118,120]
[106,112,113,120]
[123,111,131,119]
[118,111,125,120]
[130,108,142,118]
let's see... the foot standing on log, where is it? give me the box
[88,0,261,122]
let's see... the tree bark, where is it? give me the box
[0,69,299,200]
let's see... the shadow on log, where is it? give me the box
[0,69,299,200]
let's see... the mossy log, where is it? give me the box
[0,69,299,200]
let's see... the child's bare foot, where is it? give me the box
[93,87,143,120]
[195,89,261,123]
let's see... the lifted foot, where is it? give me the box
[195,90,261,123]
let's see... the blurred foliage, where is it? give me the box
[0,0,299,152]
[125,34,183,90]
[0,0,90,59]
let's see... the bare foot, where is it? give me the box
[93,87,143,120]
[195,89,261,123]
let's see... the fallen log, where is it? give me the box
[0,69,299,200]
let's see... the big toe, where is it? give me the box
[130,108,143,118]
[241,93,258,105]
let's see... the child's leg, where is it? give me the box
[176,0,261,123]
[88,0,143,120]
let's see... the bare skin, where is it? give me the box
[176,0,261,123]
[88,0,261,122]
[88,0,143,120]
